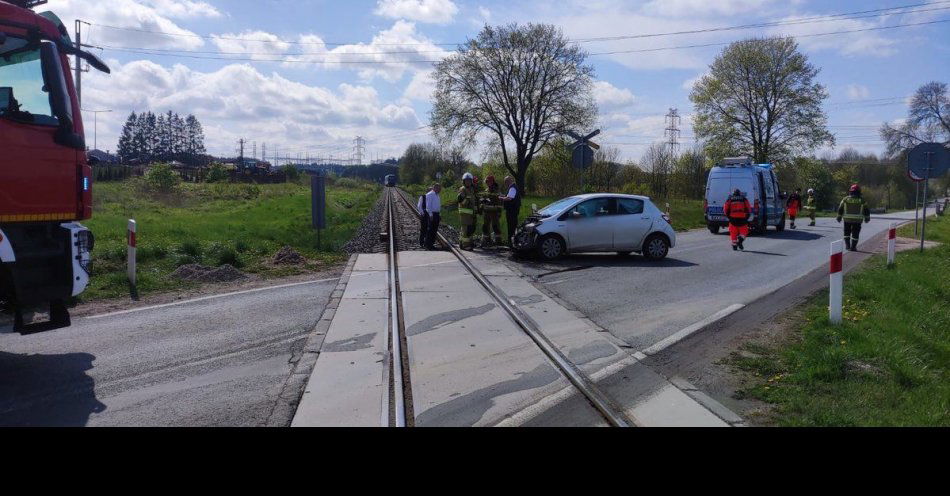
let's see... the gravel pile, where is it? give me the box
[343,193,387,254]
[171,264,248,283]
[272,246,306,265]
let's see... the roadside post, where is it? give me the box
[566,129,600,192]
[127,219,137,287]
[311,172,326,249]
[829,240,843,325]
[887,223,897,266]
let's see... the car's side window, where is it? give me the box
[617,198,644,215]
[572,198,612,218]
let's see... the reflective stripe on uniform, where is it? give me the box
[841,197,866,221]
[459,208,474,215]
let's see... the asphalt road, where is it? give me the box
[516,208,927,351]
[0,277,337,426]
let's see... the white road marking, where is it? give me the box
[84,276,343,320]
[641,303,746,356]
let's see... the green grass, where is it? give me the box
[728,214,950,426]
[403,185,706,234]
[81,178,380,301]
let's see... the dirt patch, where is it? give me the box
[171,264,248,283]
[272,246,307,265]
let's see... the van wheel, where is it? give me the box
[708,224,720,235]
[537,234,565,261]
[642,234,669,261]
[776,214,786,232]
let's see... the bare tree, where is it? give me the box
[880,81,950,158]
[431,23,596,191]
[690,37,833,164]
[642,143,672,199]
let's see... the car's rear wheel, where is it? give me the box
[708,224,720,234]
[537,234,565,261]
[776,213,786,232]
[642,234,669,261]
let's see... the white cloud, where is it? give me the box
[642,0,779,17]
[46,0,220,49]
[80,59,422,157]
[375,0,459,25]
[846,84,870,101]
[212,31,291,60]
[403,70,436,102]
[593,81,636,109]
[682,71,709,91]
[766,15,897,57]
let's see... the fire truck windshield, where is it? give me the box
[0,35,58,126]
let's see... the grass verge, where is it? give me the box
[726,214,949,426]
[81,178,379,301]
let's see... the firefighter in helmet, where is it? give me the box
[479,175,503,247]
[837,184,870,251]
[458,172,479,250]
[803,188,817,226]
[723,188,752,251]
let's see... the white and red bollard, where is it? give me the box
[887,222,897,266]
[127,219,137,286]
[829,240,843,325]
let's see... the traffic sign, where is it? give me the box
[907,142,950,179]
[572,144,594,170]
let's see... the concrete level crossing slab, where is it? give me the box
[292,297,388,426]
[399,254,600,427]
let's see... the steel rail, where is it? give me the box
[393,188,633,427]
[385,190,408,427]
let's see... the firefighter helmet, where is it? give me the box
[850,184,860,194]
[807,188,815,195]
[462,172,474,181]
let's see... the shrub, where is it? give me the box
[144,163,181,194]
[284,165,300,182]
[206,162,230,183]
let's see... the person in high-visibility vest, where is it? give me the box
[479,175,503,247]
[803,188,817,226]
[836,184,871,251]
[786,188,802,229]
[457,172,479,250]
[723,188,752,251]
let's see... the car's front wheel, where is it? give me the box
[537,234,565,261]
[642,234,670,261]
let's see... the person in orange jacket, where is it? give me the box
[723,188,752,251]
[786,188,802,229]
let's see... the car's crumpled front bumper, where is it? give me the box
[512,220,541,252]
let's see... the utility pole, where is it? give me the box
[664,108,681,159]
[82,108,112,150]
[237,138,246,165]
[252,141,257,162]
[353,136,365,166]
[262,142,267,162]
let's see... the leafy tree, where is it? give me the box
[206,162,230,183]
[144,163,180,194]
[432,23,597,193]
[880,81,950,157]
[690,37,833,164]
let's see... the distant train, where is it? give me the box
[384,174,397,187]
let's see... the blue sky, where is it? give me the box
[42,0,950,162]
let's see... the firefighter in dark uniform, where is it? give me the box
[458,172,479,250]
[479,175,503,247]
[723,188,752,251]
[837,184,871,251]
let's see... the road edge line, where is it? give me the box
[641,303,746,356]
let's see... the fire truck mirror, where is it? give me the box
[39,41,72,129]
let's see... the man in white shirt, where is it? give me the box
[499,176,521,247]
[424,184,442,250]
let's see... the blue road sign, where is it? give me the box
[908,142,950,179]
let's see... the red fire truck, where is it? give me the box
[1,0,109,332]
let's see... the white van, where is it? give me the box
[704,157,786,234]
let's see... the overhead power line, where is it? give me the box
[93,18,950,65]
[87,1,949,49]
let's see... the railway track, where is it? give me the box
[381,187,633,427]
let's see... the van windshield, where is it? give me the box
[0,35,58,126]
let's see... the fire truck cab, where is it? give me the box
[0,0,109,332]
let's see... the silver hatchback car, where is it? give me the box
[512,194,676,261]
